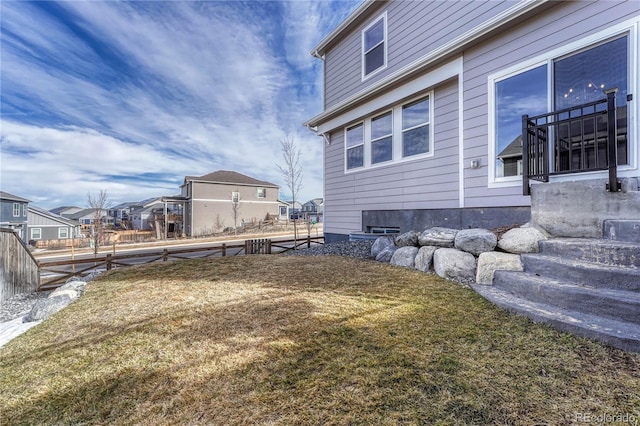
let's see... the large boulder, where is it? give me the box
[394,231,420,247]
[433,248,477,282]
[475,252,523,285]
[26,294,72,322]
[371,236,395,258]
[390,246,419,268]
[375,245,398,263]
[418,227,458,247]
[414,246,438,272]
[454,228,498,256]
[498,227,547,254]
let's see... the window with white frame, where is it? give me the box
[491,32,630,181]
[371,111,393,164]
[231,192,240,203]
[23,204,27,217]
[59,227,69,239]
[362,12,387,79]
[402,97,431,158]
[257,188,266,198]
[345,93,433,172]
[13,203,20,217]
[31,228,41,240]
[346,123,364,170]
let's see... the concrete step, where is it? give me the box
[538,238,640,267]
[604,220,640,244]
[493,270,640,324]
[521,254,640,291]
[471,284,640,353]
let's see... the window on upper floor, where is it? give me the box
[362,12,387,80]
[231,192,240,203]
[13,203,20,217]
[345,93,433,172]
[257,188,266,199]
[23,204,27,217]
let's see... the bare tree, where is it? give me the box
[230,189,242,235]
[214,213,225,233]
[277,135,303,247]
[86,189,110,255]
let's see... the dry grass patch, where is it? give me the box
[1,255,639,425]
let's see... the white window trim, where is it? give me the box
[22,204,27,217]
[488,18,639,188]
[361,11,388,81]
[370,110,394,165]
[12,203,20,217]
[231,192,240,203]
[344,91,434,174]
[31,228,41,240]
[345,122,365,170]
[59,227,69,239]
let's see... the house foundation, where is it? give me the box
[530,177,640,238]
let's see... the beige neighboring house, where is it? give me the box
[181,170,280,237]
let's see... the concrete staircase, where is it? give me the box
[471,235,640,352]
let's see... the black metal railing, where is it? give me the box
[522,89,630,195]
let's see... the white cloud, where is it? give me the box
[0,1,359,209]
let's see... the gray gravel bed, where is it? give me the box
[0,291,52,323]
[283,240,374,260]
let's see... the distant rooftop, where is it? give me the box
[184,170,278,188]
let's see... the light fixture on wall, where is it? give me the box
[470,159,480,169]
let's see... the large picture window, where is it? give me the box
[362,13,387,79]
[492,33,630,181]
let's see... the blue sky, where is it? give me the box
[0,0,359,209]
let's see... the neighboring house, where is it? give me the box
[0,191,29,241]
[278,199,303,221]
[301,198,324,223]
[63,208,113,228]
[108,202,136,228]
[27,205,83,244]
[180,170,279,236]
[305,0,639,242]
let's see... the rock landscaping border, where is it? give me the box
[373,224,547,285]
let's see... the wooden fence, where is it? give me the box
[38,236,323,290]
[1,228,40,302]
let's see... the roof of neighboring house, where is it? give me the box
[0,191,29,203]
[309,198,324,205]
[29,205,80,226]
[184,170,278,188]
[64,208,107,220]
[50,206,82,215]
[497,135,523,160]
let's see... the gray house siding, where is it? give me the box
[461,0,638,208]
[323,78,460,237]
[314,0,639,241]
[0,196,29,241]
[324,0,516,109]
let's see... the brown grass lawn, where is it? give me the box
[1,255,638,425]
